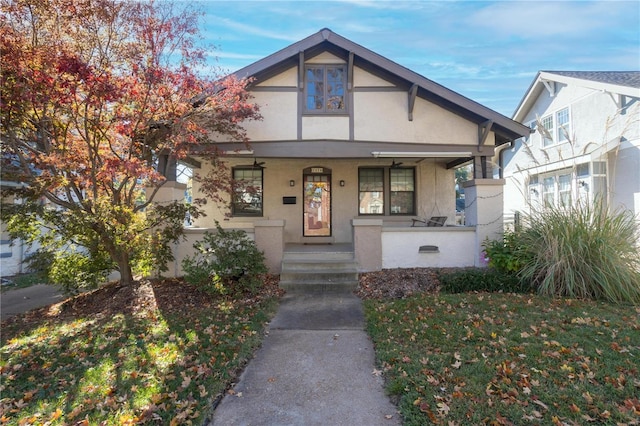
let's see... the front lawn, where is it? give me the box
[0,277,282,425]
[365,292,640,425]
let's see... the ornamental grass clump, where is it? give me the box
[519,197,640,304]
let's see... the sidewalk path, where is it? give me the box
[1,284,63,320]
[209,292,401,426]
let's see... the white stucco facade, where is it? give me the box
[500,72,640,223]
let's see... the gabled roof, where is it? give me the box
[513,71,640,121]
[232,28,529,144]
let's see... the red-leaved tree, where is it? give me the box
[0,0,260,290]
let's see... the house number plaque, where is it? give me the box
[311,167,324,173]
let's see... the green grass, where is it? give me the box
[0,280,280,425]
[365,292,640,425]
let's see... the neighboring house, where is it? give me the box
[161,29,529,274]
[0,181,30,277]
[499,71,640,225]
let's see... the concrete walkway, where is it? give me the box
[209,292,400,426]
[1,284,63,320]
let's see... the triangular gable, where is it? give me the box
[233,28,529,144]
[513,71,640,121]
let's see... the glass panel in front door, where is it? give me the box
[303,175,331,236]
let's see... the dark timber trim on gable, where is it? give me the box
[233,28,529,144]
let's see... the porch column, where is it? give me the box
[254,220,285,274]
[352,218,383,272]
[463,179,505,267]
[146,181,187,278]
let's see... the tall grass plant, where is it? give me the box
[518,197,640,303]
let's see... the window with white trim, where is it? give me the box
[540,107,570,147]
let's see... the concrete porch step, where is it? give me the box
[279,244,358,293]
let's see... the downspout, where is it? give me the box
[495,141,513,179]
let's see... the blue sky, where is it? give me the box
[194,0,640,117]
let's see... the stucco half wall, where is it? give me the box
[381,226,476,269]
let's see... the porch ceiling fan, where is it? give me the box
[252,159,266,169]
[390,159,403,168]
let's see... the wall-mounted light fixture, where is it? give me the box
[530,188,539,196]
[579,180,589,191]
[339,180,345,187]
[289,180,295,187]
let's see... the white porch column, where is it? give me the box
[463,179,505,267]
[254,219,285,274]
[352,218,383,272]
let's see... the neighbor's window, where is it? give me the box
[390,168,415,215]
[359,168,384,214]
[305,65,346,113]
[556,107,570,142]
[541,115,554,147]
[540,107,571,147]
[232,167,263,216]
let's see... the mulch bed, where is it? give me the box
[356,268,453,300]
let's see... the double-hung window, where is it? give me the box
[540,107,570,147]
[359,168,384,214]
[358,167,415,215]
[305,65,346,113]
[390,168,415,215]
[231,168,263,216]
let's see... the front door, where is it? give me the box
[303,168,331,237]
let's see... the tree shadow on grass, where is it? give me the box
[0,277,281,424]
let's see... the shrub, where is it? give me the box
[439,268,530,294]
[483,232,527,273]
[49,249,112,295]
[182,223,267,295]
[518,197,640,304]
[24,247,112,295]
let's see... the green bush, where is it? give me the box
[49,249,112,295]
[518,198,640,304]
[24,248,111,295]
[483,232,526,273]
[438,268,530,294]
[182,223,267,295]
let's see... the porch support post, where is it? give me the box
[145,181,187,278]
[352,218,382,272]
[254,219,285,274]
[462,179,505,267]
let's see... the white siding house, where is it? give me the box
[499,71,640,223]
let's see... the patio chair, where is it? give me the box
[411,216,447,227]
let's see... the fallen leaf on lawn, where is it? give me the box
[532,399,549,411]
[372,369,383,376]
[451,360,462,369]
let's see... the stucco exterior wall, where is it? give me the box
[353,92,482,144]
[502,81,640,217]
[381,227,476,268]
[191,158,456,244]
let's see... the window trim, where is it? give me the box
[389,167,416,216]
[358,166,416,216]
[539,106,571,148]
[303,64,348,115]
[231,167,263,217]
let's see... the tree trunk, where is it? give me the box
[117,254,135,286]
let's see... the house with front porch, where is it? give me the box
[165,29,529,278]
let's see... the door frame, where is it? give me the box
[302,166,332,237]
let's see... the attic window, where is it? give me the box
[304,65,346,113]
